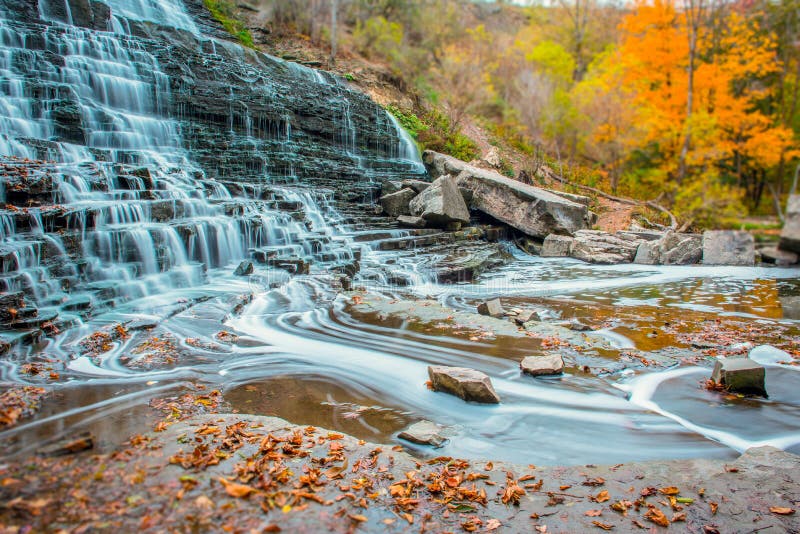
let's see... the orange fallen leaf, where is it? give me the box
[709,501,718,515]
[592,521,614,530]
[348,514,367,522]
[769,507,795,515]
[595,490,610,503]
[217,477,256,498]
[586,509,603,517]
[644,507,670,527]
[659,486,679,495]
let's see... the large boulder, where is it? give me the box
[423,151,589,239]
[702,231,755,266]
[380,188,417,218]
[570,230,643,264]
[541,234,574,257]
[427,366,501,403]
[409,175,470,225]
[634,231,702,265]
[779,195,800,253]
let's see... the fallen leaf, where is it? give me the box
[217,477,255,498]
[595,490,610,503]
[486,518,502,530]
[659,486,679,495]
[769,507,796,515]
[709,501,718,515]
[644,507,670,527]
[583,477,605,486]
[592,521,614,530]
[348,514,368,522]
[586,509,603,517]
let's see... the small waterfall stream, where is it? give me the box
[0,0,798,466]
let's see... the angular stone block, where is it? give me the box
[711,358,767,396]
[520,354,564,376]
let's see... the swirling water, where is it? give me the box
[0,0,798,466]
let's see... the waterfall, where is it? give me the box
[0,0,424,326]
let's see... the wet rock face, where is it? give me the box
[4,0,425,201]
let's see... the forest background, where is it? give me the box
[208,0,800,229]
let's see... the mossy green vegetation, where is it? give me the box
[385,105,478,163]
[204,0,254,48]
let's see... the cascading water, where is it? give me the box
[0,0,798,467]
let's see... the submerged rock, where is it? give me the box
[423,151,589,239]
[409,175,470,226]
[477,298,504,318]
[380,188,417,218]
[703,231,755,266]
[398,420,447,448]
[779,195,800,254]
[428,365,501,403]
[711,358,767,396]
[520,354,564,376]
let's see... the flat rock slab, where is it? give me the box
[3,413,799,533]
[703,230,755,266]
[397,420,447,448]
[711,357,767,396]
[428,365,501,403]
[396,215,426,228]
[423,151,588,238]
[520,354,564,376]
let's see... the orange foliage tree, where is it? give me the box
[584,0,797,223]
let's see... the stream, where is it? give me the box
[0,0,799,468]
